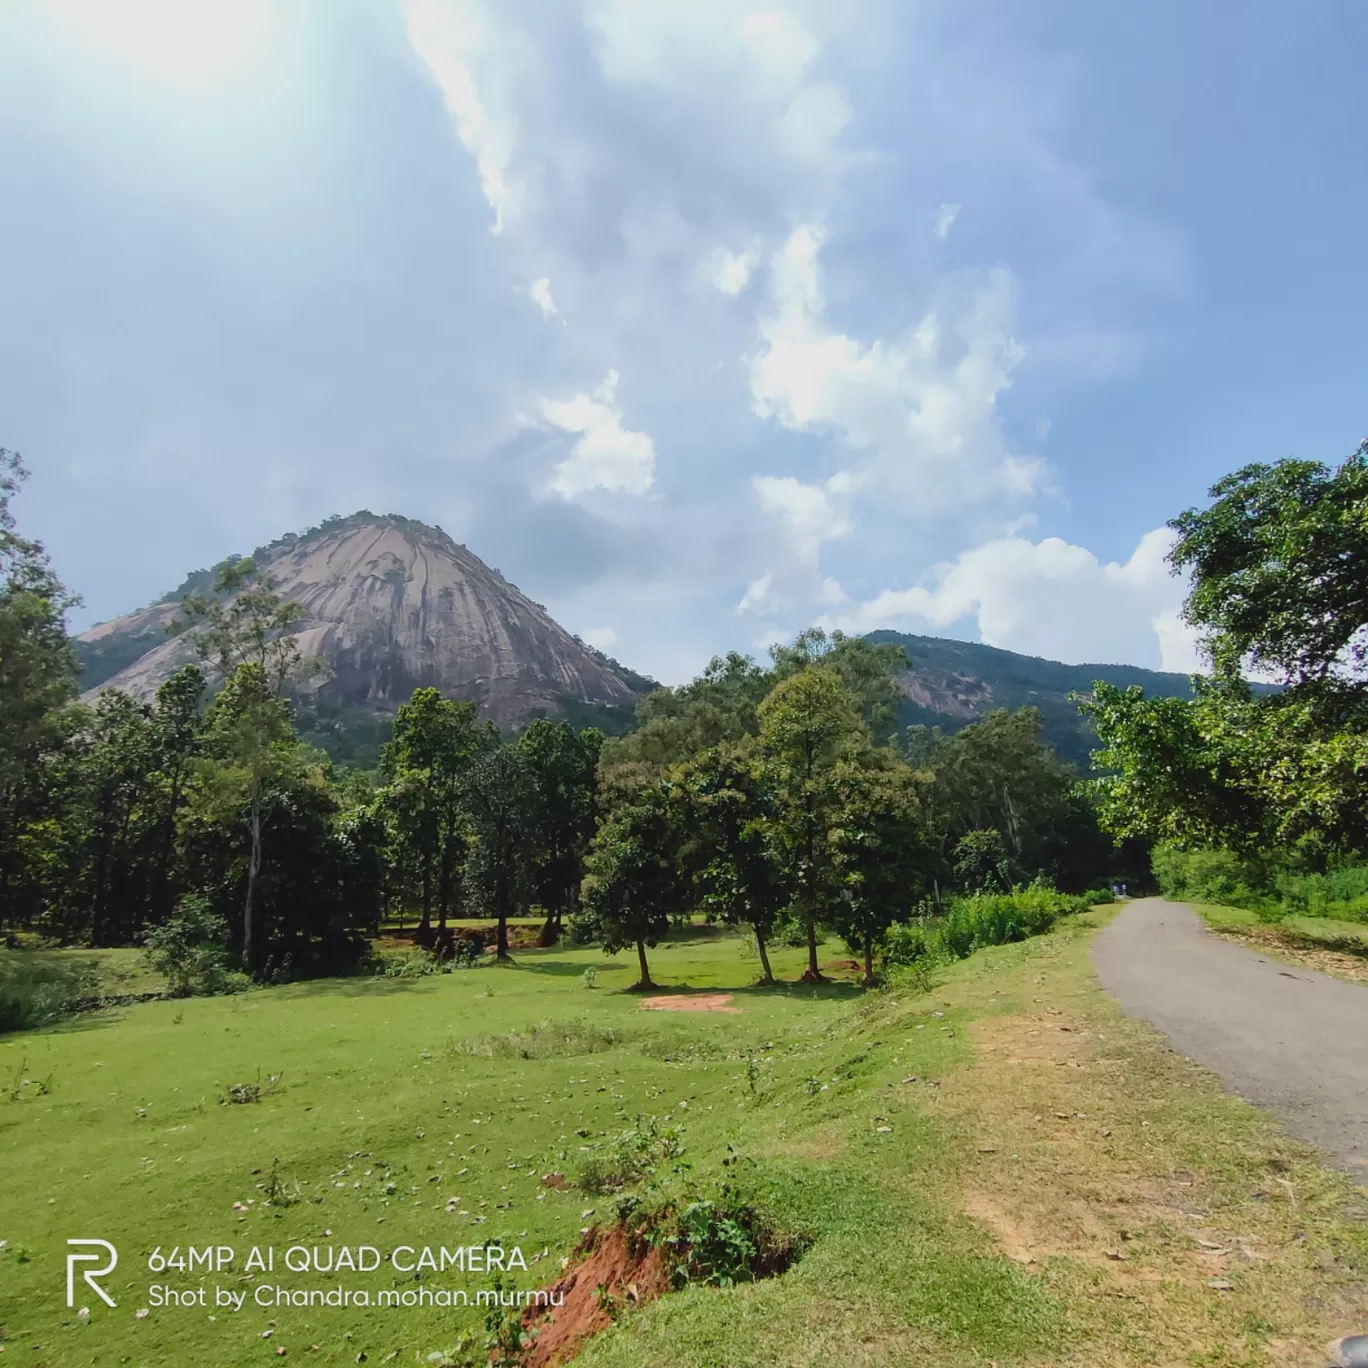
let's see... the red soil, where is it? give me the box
[518,1225,671,1368]
[638,993,740,1013]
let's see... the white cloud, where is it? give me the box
[706,245,759,296]
[820,526,1202,672]
[528,276,559,318]
[541,369,657,498]
[749,225,1040,512]
[581,625,618,649]
[401,0,513,233]
[935,202,960,240]
[752,473,851,567]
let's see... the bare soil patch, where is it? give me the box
[639,992,739,1013]
[519,1224,670,1368]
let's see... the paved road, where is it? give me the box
[1092,897,1368,1176]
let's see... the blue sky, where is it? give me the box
[3,0,1364,684]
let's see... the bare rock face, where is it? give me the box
[77,516,641,728]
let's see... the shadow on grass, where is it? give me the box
[617,980,865,1003]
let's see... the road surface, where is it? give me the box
[1092,897,1368,1176]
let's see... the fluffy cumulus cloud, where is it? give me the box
[821,527,1204,672]
[1,0,1196,685]
[540,370,656,499]
[749,225,1040,511]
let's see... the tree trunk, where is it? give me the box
[801,914,826,982]
[754,925,775,984]
[496,911,510,961]
[635,937,655,990]
[244,776,262,971]
[863,931,876,987]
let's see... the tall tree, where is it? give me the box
[515,719,602,946]
[379,689,491,936]
[579,781,682,990]
[196,662,295,968]
[680,744,784,984]
[826,760,928,984]
[178,561,313,968]
[1168,439,1368,686]
[461,745,534,961]
[0,450,81,930]
[1088,440,1368,861]
[757,666,865,981]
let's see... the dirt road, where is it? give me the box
[1092,897,1368,1176]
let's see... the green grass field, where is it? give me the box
[3,918,1366,1368]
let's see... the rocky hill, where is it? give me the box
[75,513,652,731]
[870,630,1203,770]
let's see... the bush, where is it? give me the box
[144,896,238,997]
[0,954,100,1033]
[1082,886,1116,905]
[880,882,1086,974]
[575,1117,685,1194]
[1151,845,1368,923]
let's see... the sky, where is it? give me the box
[3,0,1365,685]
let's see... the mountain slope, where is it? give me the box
[869,630,1201,769]
[75,513,647,729]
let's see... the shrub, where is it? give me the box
[144,896,238,997]
[575,1117,685,1195]
[0,955,100,1033]
[879,881,1086,975]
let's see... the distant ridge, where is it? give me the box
[74,512,653,730]
[867,630,1203,769]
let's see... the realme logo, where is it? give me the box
[66,1239,118,1308]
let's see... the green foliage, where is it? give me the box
[1151,844,1368,923]
[679,743,785,983]
[869,628,1201,770]
[1168,439,1368,683]
[380,689,495,934]
[881,884,1086,971]
[1087,441,1368,869]
[579,781,685,988]
[757,666,867,980]
[461,745,536,959]
[575,1116,685,1194]
[142,894,236,997]
[0,953,99,1033]
[513,719,601,943]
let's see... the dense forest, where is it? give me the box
[3,437,1365,1005]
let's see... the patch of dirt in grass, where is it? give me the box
[1209,924,1368,985]
[639,993,740,1013]
[934,962,1368,1367]
[519,1223,670,1368]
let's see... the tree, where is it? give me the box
[827,761,928,984]
[461,745,534,961]
[178,561,314,969]
[196,662,296,968]
[770,628,909,744]
[1086,440,1368,862]
[515,719,602,946]
[579,781,682,990]
[1168,439,1368,685]
[0,451,81,920]
[756,666,865,981]
[379,689,492,936]
[680,744,784,984]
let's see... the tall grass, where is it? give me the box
[0,954,100,1033]
[883,883,1090,970]
[1152,845,1368,923]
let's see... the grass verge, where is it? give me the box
[1,916,1364,1366]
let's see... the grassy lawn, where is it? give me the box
[2,916,1365,1367]
[1193,903,1368,985]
